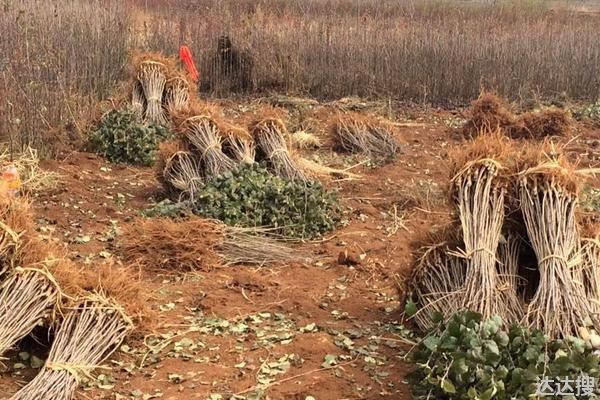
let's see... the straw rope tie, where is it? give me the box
[201,143,222,159]
[449,247,497,260]
[46,362,108,384]
[147,96,162,102]
[268,148,288,159]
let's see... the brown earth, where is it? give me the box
[0,102,598,400]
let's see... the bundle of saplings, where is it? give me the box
[89,108,171,166]
[408,311,600,400]
[192,163,340,238]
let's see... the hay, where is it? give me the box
[519,164,598,338]
[182,116,236,178]
[462,92,516,137]
[0,146,60,194]
[295,157,361,179]
[137,61,168,125]
[291,130,322,150]
[164,76,191,116]
[511,108,572,139]
[252,118,306,181]
[409,242,466,331]
[330,112,400,159]
[9,295,133,400]
[120,217,308,271]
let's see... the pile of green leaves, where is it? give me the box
[89,109,171,165]
[193,163,340,238]
[575,100,600,125]
[408,311,600,400]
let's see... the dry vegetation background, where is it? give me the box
[1,0,600,152]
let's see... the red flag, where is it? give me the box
[179,45,199,83]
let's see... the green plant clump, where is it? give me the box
[575,101,600,125]
[193,163,340,238]
[408,311,600,400]
[90,109,171,165]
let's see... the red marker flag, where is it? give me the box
[179,45,199,83]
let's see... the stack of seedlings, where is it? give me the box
[409,133,600,338]
[0,198,61,357]
[330,111,400,160]
[120,216,309,270]
[519,153,598,338]
[0,196,148,399]
[130,53,191,126]
[9,263,146,400]
[462,92,572,139]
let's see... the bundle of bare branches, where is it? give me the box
[164,76,190,116]
[157,141,204,200]
[9,295,133,400]
[252,118,306,181]
[331,112,400,159]
[130,81,146,119]
[182,116,236,177]
[409,242,466,331]
[137,61,168,125]
[218,121,255,164]
[519,161,598,338]
[496,233,525,323]
[581,237,600,315]
[0,268,59,356]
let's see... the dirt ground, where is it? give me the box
[0,102,598,400]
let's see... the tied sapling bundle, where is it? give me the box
[218,121,255,164]
[164,77,190,116]
[581,236,600,315]
[252,118,306,181]
[163,150,203,200]
[452,158,509,321]
[519,160,598,338]
[409,242,466,331]
[137,61,168,125]
[9,295,134,400]
[0,268,59,356]
[130,80,146,119]
[496,233,524,323]
[183,116,236,178]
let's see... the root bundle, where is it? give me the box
[9,296,133,400]
[496,233,524,323]
[252,118,306,181]
[462,93,515,137]
[331,112,400,159]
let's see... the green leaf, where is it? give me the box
[441,379,456,394]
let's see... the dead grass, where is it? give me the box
[462,93,516,137]
[512,108,572,139]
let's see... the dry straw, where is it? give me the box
[252,117,306,181]
[330,112,400,159]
